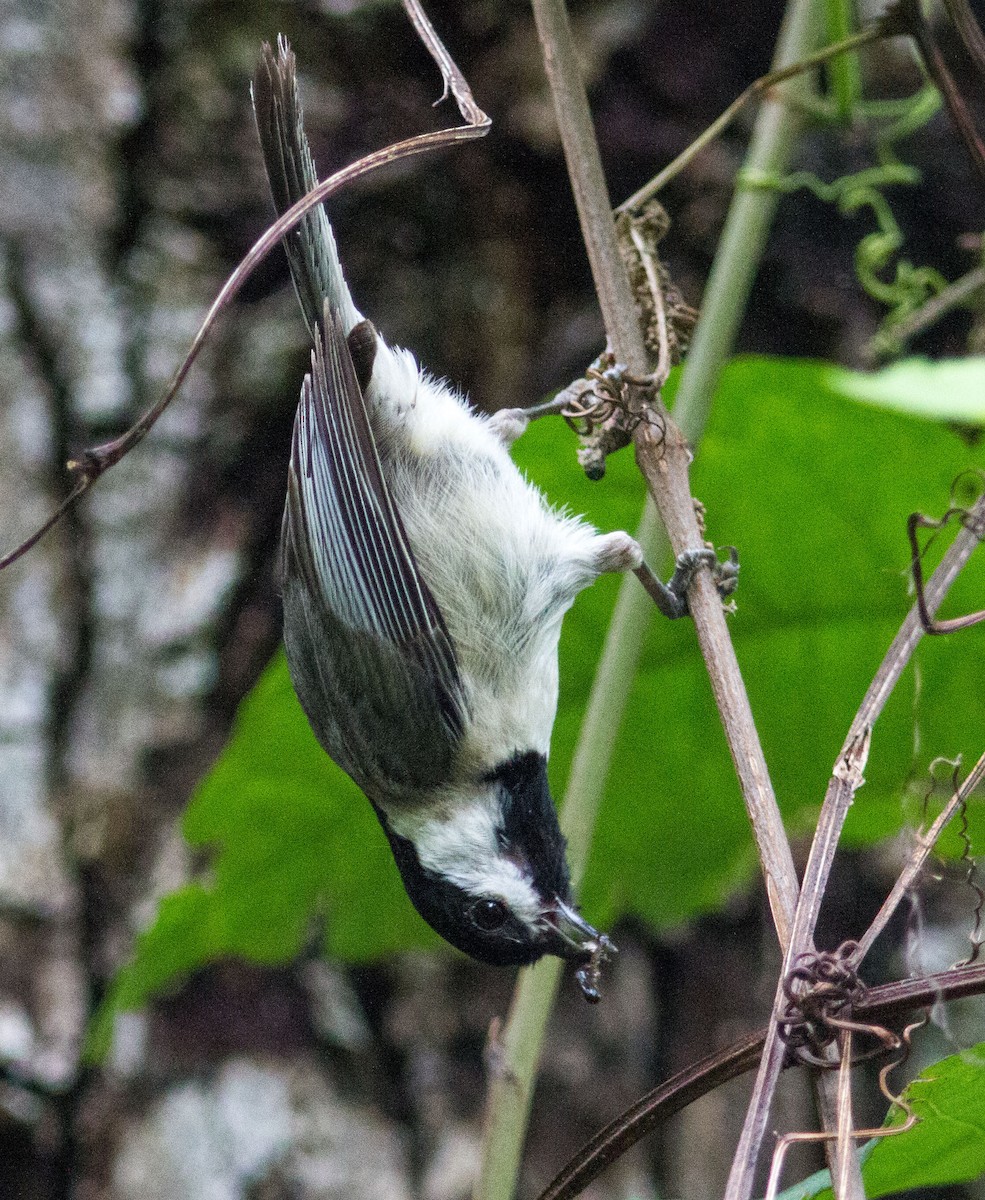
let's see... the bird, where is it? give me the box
[252,37,647,999]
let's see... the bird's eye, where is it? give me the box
[470,898,508,931]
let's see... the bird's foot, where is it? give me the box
[636,546,739,619]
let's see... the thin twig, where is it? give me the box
[835,1028,856,1200]
[0,2,488,574]
[871,263,985,353]
[536,962,985,1200]
[402,0,487,122]
[730,491,985,1199]
[618,25,880,211]
[852,752,985,964]
[626,221,672,384]
[0,476,90,571]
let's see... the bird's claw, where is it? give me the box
[712,545,740,602]
[637,546,739,619]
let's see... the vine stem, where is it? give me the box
[477,1,832,1198]
[618,23,877,212]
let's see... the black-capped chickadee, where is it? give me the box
[253,39,644,999]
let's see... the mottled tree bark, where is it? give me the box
[2,2,977,1198]
[0,3,668,1195]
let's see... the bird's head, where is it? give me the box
[377,751,614,998]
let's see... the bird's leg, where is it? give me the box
[487,369,605,448]
[486,408,530,446]
[591,531,644,574]
[635,546,740,619]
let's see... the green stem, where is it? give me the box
[561,501,662,891]
[671,0,823,440]
[476,501,662,1200]
[825,0,862,122]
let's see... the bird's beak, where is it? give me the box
[541,897,604,959]
[540,899,617,1002]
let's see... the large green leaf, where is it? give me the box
[579,356,985,927]
[825,356,985,424]
[103,355,985,1016]
[775,1042,985,1199]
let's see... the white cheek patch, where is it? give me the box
[458,859,544,929]
[391,794,545,928]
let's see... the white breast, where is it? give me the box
[366,348,601,772]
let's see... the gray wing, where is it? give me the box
[281,306,468,799]
[252,37,360,337]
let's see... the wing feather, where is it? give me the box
[281,308,468,798]
[256,38,468,795]
[252,38,361,336]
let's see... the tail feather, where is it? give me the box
[252,36,362,336]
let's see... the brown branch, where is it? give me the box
[532,0,799,956]
[402,0,487,123]
[0,3,489,574]
[536,962,985,1200]
[729,490,985,1198]
[898,0,985,185]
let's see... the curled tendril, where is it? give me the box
[765,1011,924,1200]
[778,943,900,1067]
[908,474,985,635]
[557,356,666,441]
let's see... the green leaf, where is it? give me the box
[102,355,985,1013]
[862,1042,985,1195]
[577,356,985,929]
[826,357,985,424]
[782,1043,985,1200]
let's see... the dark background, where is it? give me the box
[0,1,982,1197]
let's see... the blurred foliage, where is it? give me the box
[827,356,985,422]
[776,1042,985,1199]
[92,353,985,1052]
